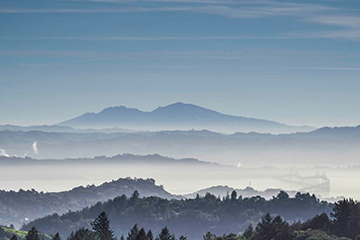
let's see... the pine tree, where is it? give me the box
[25,227,40,240]
[156,227,173,240]
[11,235,18,240]
[146,230,153,240]
[135,228,148,240]
[254,213,274,240]
[231,190,237,201]
[331,199,355,237]
[203,232,216,240]
[242,224,253,239]
[127,224,139,240]
[67,227,96,240]
[91,212,116,240]
[53,233,61,240]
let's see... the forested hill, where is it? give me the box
[0,178,176,228]
[22,191,332,240]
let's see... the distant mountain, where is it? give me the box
[0,124,134,133]
[184,185,298,199]
[1,125,360,166]
[0,177,177,228]
[57,102,314,133]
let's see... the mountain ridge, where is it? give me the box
[57,102,314,134]
[0,177,177,228]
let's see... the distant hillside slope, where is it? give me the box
[184,185,298,199]
[0,178,176,228]
[1,126,359,166]
[57,102,313,133]
[0,225,52,240]
[22,191,332,240]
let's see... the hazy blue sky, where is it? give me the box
[1,0,360,127]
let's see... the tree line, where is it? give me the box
[21,190,332,239]
[18,198,360,240]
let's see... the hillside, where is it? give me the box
[22,191,332,240]
[0,178,176,228]
[184,186,298,200]
[1,126,360,166]
[0,226,51,240]
[57,102,313,133]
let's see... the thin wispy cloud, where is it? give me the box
[309,15,360,28]
[192,4,333,19]
[0,6,189,13]
[285,30,360,41]
[18,36,299,41]
[5,49,360,59]
[3,0,358,41]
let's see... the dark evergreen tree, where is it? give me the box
[67,227,96,240]
[129,191,140,205]
[203,232,216,240]
[275,191,289,201]
[271,216,292,240]
[26,227,41,240]
[91,212,116,240]
[53,233,61,240]
[11,235,18,240]
[120,236,125,240]
[135,228,148,240]
[254,213,274,240]
[331,199,355,237]
[230,191,237,201]
[146,230,153,240]
[127,224,139,240]
[301,213,330,231]
[156,227,173,240]
[242,224,253,239]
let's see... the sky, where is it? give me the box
[1,0,360,128]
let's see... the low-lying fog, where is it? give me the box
[0,156,359,201]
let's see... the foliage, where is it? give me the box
[25,227,40,240]
[330,199,360,239]
[22,191,331,240]
[91,212,116,240]
[67,227,96,240]
[0,226,51,240]
[0,178,172,228]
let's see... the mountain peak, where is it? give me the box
[57,103,315,134]
[153,102,199,111]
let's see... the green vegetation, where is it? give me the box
[0,226,52,240]
[0,178,173,228]
[207,199,360,240]
[6,197,360,240]
[22,191,331,240]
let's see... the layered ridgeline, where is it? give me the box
[1,126,360,166]
[21,191,332,240]
[0,178,176,228]
[184,185,299,200]
[57,102,313,134]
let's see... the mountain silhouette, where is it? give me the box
[57,102,313,133]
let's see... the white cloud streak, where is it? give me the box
[1,1,360,41]
[32,142,39,154]
[0,6,191,13]
[0,149,10,157]
[309,15,360,29]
